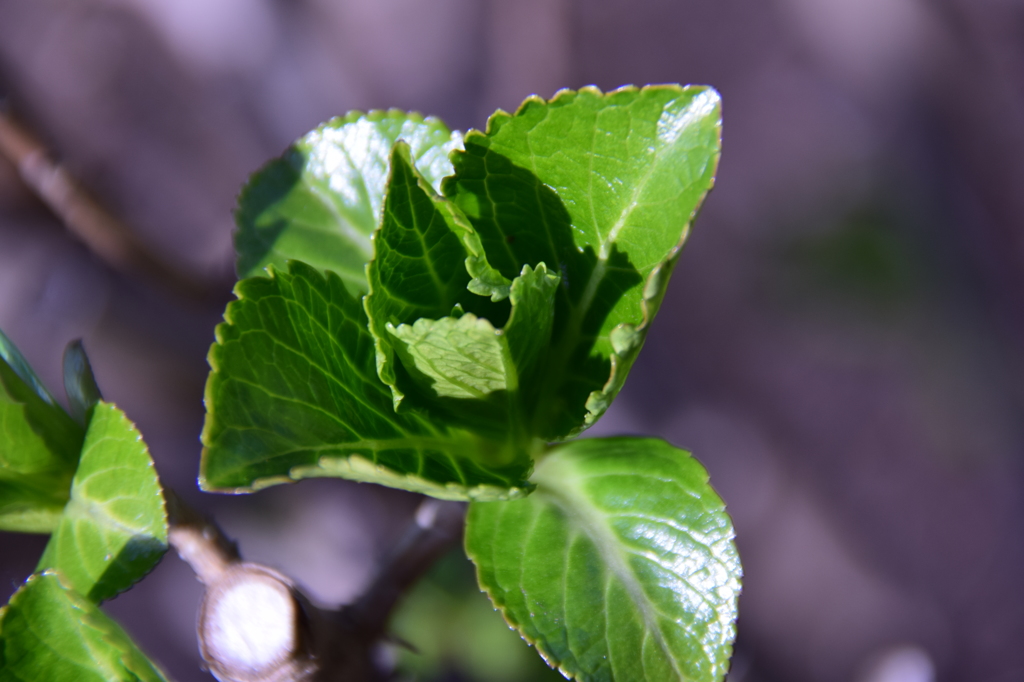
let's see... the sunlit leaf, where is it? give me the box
[235,110,463,286]
[444,85,721,438]
[37,402,168,603]
[466,437,741,682]
[0,329,83,533]
[0,570,169,682]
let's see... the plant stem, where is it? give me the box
[165,490,466,681]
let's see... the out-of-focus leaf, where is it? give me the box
[62,340,102,426]
[365,143,510,407]
[0,570,169,682]
[466,437,741,682]
[201,261,533,500]
[37,402,167,603]
[235,110,463,285]
[0,329,83,533]
[444,85,721,439]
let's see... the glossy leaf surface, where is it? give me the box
[201,261,533,500]
[37,402,168,603]
[235,110,462,286]
[0,570,168,682]
[0,330,83,533]
[444,85,721,438]
[466,437,740,682]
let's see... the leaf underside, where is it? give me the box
[465,437,741,682]
[235,110,463,286]
[0,571,169,682]
[201,261,533,500]
[0,330,84,533]
[444,84,722,439]
[37,402,168,603]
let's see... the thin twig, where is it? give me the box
[350,499,466,635]
[165,488,241,584]
[0,110,210,300]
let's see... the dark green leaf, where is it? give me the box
[201,261,533,500]
[235,110,463,285]
[444,85,721,438]
[365,142,510,407]
[0,570,169,682]
[0,329,83,533]
[62,340,102,426]
[466,437,741,682]
[37,402,168,603]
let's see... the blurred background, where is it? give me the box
[2,0,1024,680]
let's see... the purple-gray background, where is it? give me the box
[2,1,1024,680]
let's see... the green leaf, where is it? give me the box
[235,110,463,286]
[0,570,169,682]
[444,85,721,439]
[502,262,560,409]
[391,314,506,400]
[201,261,533,500]
[62,340,102,426]
[466,437,741,682]
[37,402,168,603]
[365,142,510,407]
[0,329,84,533]
[387,263,559,437]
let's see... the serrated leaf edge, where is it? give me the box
[451,85,722,438]
[468,438,741,681]
[365,142,511,409]
[200,264,534,499]
[200,453,532,501]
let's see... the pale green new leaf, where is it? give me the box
[0,570,169,682]
[236,110,463,286]
[0,329,84,533]
[387,263,559,440]
[466,437,741,682]
[444,85,721,439]
[37,402,168,603]
[391,315,506,400]
[201,261,533,500]
[365,143,510,407]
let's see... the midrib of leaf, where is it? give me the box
[327,137,376,247]
[404,179,450,295]
[574,131,673,332]
[532,454,684,681]
[306,182,374,260]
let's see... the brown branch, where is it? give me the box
[166,491,465,682]
[349,499,465,635]
[0,110,211,300]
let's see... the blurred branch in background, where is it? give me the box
[0,108,210,300]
